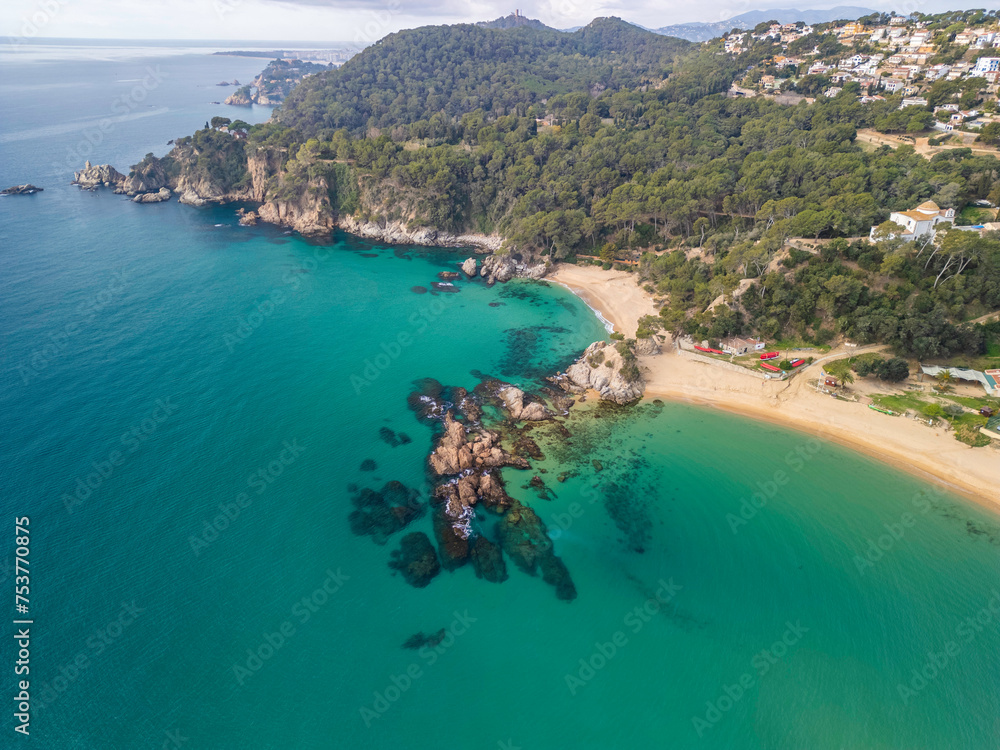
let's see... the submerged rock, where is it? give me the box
[498,501,576,600]
[389,532,441,588]
[348,480,423,545]
[402,628,446,649]
[470,535,508,583]
[378,427,412,447]
[432,505,471,569]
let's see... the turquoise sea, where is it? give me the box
[1,43,999,749]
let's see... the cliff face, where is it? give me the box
[122,158,168,195]
[99,142,545,266]
[258,176,336,234]
[338,216,504,253]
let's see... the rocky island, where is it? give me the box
[2,184,43,195]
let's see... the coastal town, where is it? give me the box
[725,12,1000,139]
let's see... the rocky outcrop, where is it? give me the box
[177,189,210,206]
[461,257,478,278]
[2,184,43,195]
[132,188,171,203]
[426,412,531,568]
[556,340,645,404]
[237,209,259,226]
[122,158,169,195]
[72,161,125,190]
[224,87,253,106]
[480,253,547,285]
[428,415,530,476]
[635,337,661,356]
[498,385,552,422]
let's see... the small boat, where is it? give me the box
[790,358,805,368]
[760,352,780,360]
[694,345,725,354]
[761,362,782,373]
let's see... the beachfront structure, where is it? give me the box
[919,365,1000,396]
[721,337,766,356]
[870,201,955,241]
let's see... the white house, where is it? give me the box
[722,337,766,356]
[870,200,955,241]
[972,57,1000,75]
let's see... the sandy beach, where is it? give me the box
[549,263,1000,513]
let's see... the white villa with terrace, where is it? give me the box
[870,200,955,241]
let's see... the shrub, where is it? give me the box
[878,358,910,382]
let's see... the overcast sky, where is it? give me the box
[2,0,989,42]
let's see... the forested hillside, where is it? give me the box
[154,15,1000,362]
[277,18,691,134]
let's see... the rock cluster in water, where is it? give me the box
[345,343,646,600]
[407,377,577,600]
[72,162,126,190]
[479,253,547,286]
[2,184,43,195]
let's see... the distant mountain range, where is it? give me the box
[654,6,878,42]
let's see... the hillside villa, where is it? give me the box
[870,200,955,241]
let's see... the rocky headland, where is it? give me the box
[551,340,645,405]
[70,151,553,285]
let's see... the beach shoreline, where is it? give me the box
[548,263,1000,515]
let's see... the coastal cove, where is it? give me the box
[549,265,1000,511]
[2,41,1000,750]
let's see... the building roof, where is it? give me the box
[920,365,999,395]
[894,201,947,222]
